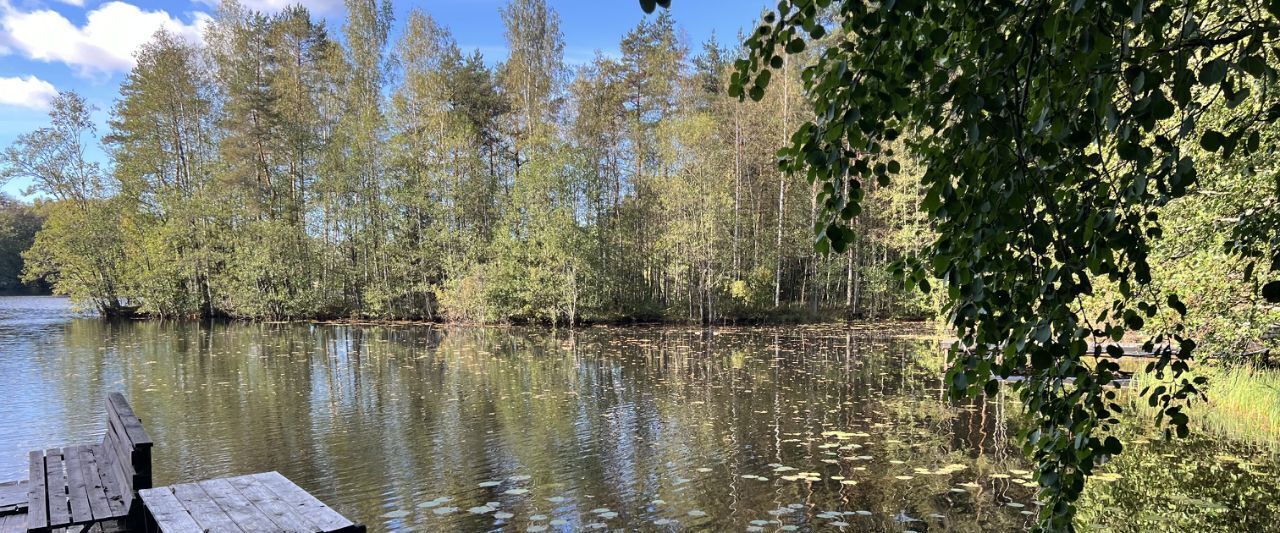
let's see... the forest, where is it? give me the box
[0,0,930,324]
[0,0,1271,351]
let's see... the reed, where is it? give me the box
[1130,363,1280,446]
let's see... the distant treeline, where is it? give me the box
[0,0,931,323]
[0,195,45,294]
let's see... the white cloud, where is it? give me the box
[0,1,210,76]
[194,0,343,15]
[0,75,58,110]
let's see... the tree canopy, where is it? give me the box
[646,0,1280,530]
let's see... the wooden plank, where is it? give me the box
[170,482,243,532]
[197,478,282,532]
[27,450,48,530]
[107,393,152,447]
[103,420,138,480]
[254,472,356,532]
[225,474,316,533]
[138,488,203,533]
[44,448,71,528]
[61,446,93,524]
[0,512,27,533]
[75,445,114,521]
[88,445,127,517]
[0,480,26,513]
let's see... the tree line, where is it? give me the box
[0,0,930,323]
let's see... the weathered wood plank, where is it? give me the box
[197,478,282,532]
[107,393,152,448]
[0,479,26,514]
[62,446,94,524]
[254,472,355,532]
[224,474,316,533]
[0,512,27,533]
[27,450,48,530]
[76,445,113,521]
[89,445,127,517]
[45,448,71,527]
[138,488,203,533]
[170,482,243,532]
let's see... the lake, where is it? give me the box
[1,296,1277,531]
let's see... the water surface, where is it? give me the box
[0,296,1276,531]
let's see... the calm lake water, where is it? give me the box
[1,296,1277,532]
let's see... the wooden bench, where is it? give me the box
[25,393,152,532]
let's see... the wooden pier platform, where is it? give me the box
[139,472,363,533]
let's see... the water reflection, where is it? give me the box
[0,297,1276,531]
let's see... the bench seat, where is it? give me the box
[25,393,151,532]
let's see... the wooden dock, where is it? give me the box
[2,394,362,533]
[140,472,363,533]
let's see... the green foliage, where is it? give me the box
[23,199,128,314]
[3,0,925,325]
[710,0,1280,529]
[0,195,43,293]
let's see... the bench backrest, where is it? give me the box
[101,393,153,511]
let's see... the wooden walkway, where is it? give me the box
[139,472,363,533]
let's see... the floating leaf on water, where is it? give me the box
[468,506,495,514]
[504,489,529,495]
[530,514,548,521]
[856,510,872,516]
[494,512,515,520]
[747,527,765,533]
[696,467,712,473]
[688,510,707,517]
[831,521,850,528]
[590,508,611,514]
[509,475,532,482]
[478,481,502,488]
[781,526,799,532]
[989,474,1011,479]
[840,480,857,485]
[599,512,618,519]
[381,510,410,519]
[1007,502,1025,508]
[653,518,675,526]
[528,526,548,533]
[651,499,666,505]
[547,496,568,504]
[894,475,914,480]
[417,497,451,508]
[550,519,570,526]
[433,507,458,515]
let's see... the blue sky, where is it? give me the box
[0,0,769,197]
